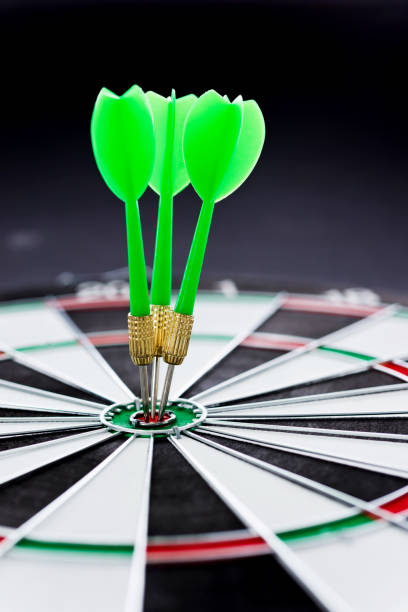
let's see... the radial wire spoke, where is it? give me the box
[199,424,408,479]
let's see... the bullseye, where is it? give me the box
[100,398,207,436]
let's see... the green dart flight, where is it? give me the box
[146,89,197,414]
[147,89,197,306]
[159,89,265,414]
[176,89,266,316]
[90,84,155,415]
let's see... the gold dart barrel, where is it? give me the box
[151,304,171,356]
[128,313,154,365]
[162,311,194,366]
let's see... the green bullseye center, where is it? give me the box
[101,398,207,437]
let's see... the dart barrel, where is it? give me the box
[151,304,171,356]
[162,311,194,365]
[128,313,154,365]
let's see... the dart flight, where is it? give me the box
[159,89,265,413]
[91,84,155,414]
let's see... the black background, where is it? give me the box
[1,1,408,295]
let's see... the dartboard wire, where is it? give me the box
[50,298,135,402]
[169,435,352,612]
[184,431,408,531]
[5,347,119,405]
[124,436,153,612]
[0,419,102,439]
[0,378,106,415]
[203,419,408,442]
[207,382,408,416]
[197,425,408,480]
[0,430,117,487]
[0,416,100,423]
[0,431,125,558]
[192,303,398,403]
[175,291,286,398]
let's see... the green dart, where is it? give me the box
[146,89,196,417]
[159,89,265,415]
[91,84,155,417]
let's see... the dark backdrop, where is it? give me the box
[1,1,408,295]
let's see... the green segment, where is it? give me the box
[17,340,78,352]
[395,309,408,319]
[318,346,376,361]
[175,90,265,315]
[112,402,197,432]
[91,85,155,316]
[18,538,133,556]
[279,512,371,544]
[0,301,44,313]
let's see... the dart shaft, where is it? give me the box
[158,364,175,420]
[150,356,160,419]
[151,95,176,305]
[125,200,150,316]
[175,199,215,315]
[139,365,150,418]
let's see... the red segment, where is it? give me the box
[88,333,128,346]
[135,412,172,425]
[381,492,408,514]
[54,297,130,311]
[378,361,408,378]
[242,334,306,351]
[146,536,269,563]
[283,297,380,317]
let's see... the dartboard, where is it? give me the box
[0,282,408,612]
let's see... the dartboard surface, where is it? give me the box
[1,280,408,612]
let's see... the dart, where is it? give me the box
[159,89,265,415]
[90,84,155,418]
[146,89,197,417]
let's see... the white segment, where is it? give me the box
[31,438,150,545]
[293,523,408,612]
[0,302,75,348]
[203,425,408,479]
[171,337,229,399]
[174,435,351,533]
[0,430,114,485]
[0,419,99,437]
[171,292,282,398]
[0,547,132,612]
[16,344,132,404]
[195,348,364,405]
[189,292,277,336]
[0,379,103,415]
[211,384,408,419]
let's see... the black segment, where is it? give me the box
[198,432,407,502]
[186,348,284,398]
[218,369,398,406]
[257,309,359,338]
[0,428,100,453]
[239,417,408,435]
[144,555,319,612]
[67,307,128,334]
[0,435,123,527]
[0,360,109,404]
[148,438,244,536]
[98,345,140,396]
